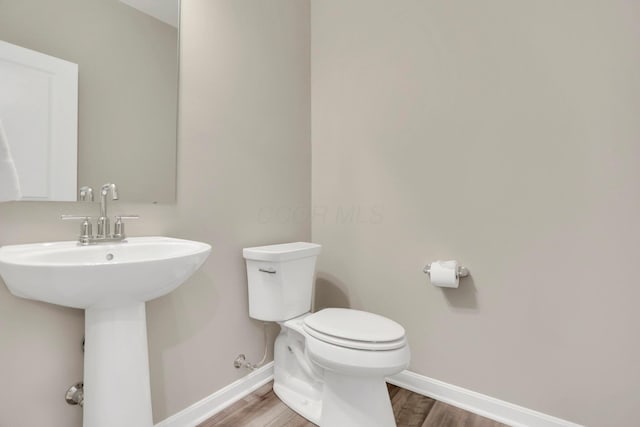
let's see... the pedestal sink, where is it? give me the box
[0,236,211,427]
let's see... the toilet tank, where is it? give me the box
[243,242,321,321]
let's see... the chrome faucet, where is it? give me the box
[97,183,119,239]
[62,183,138,245]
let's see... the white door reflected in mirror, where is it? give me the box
[0,40,78,201]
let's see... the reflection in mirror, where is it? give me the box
[0,0,179,203]
[0,41,78,201]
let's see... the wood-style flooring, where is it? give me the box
[197,382,509,427]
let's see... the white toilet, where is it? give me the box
[243,242,410,427]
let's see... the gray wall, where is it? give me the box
[311,1,640,426]
[0,0,178,202]
[0,0,311,425]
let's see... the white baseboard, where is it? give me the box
[155,363,582,427]
[154,362,274,427]
[387,370,583,427]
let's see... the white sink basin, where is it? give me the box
[0,236,211,308]
[0,236,211,427]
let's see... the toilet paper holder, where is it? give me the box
[423,263,469,279]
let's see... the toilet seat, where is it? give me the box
[303,308,407,351]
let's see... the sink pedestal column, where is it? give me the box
[84,303,153,427]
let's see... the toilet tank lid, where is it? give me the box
[243,242,321,262]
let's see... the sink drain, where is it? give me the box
[105,253,114,261]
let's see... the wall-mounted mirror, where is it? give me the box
[0,0,179,203]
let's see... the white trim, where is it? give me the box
[154,362,274,427]
[154,364,583,427]
[387,370,583,427]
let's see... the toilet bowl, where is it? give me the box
[243,242,410,427]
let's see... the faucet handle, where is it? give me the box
[61,215,94,241]
[61,214,93,221]
[115,215,140,220]
[113,215,139,239]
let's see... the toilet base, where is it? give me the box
[273,382,322,425]
[273,319,323,424]
[321,371,395,427]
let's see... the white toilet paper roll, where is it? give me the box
[429,260,459,288]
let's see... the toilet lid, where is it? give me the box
[303,308,406,351]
